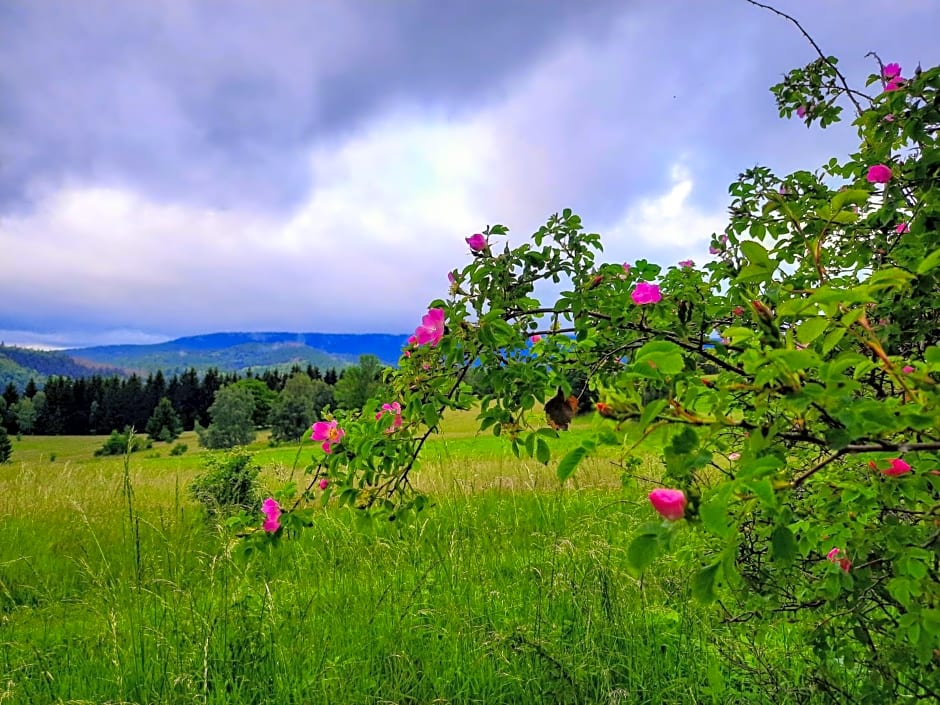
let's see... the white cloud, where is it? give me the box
[604,163,727,264]
[0,107,506,337]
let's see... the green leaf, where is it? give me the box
[627,531,661,574]
[749,478,777,509]
[692,561,721,603]
[633,341,685,376]
[771,526,797,562]
[639,398,667,429]
[916,247,940,275]
[821,327,847,355]
[830,210,859,225]
[535,438,550,465]
[741,241,773,269]
[700,487,733,538]
[831,188,870,211]
[797,317,829,344]
[557,445,588,482]
[736,264,773,283]
[421,403,440,428]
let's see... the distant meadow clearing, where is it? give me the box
[0,410,812,705]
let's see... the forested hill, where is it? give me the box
[0,345,126,390]
[63,332,411,376]
[0,332,411,391]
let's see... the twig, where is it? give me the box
[744,0,864,115]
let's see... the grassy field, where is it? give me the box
[0,411,808,704]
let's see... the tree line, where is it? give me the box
[0,355,390,442]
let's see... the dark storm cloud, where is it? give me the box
[0,0,621,213]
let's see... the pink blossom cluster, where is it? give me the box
[261,498,281,533]
[412,308,445,347]
[631,282,661,305]
[882,63,904,92]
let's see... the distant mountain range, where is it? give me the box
[0,332,410,390]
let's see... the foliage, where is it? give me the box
[250,53,940,701]
[332,354,389,410]
[230,378,278,427]
[198,384,257,449]
[12,397,38,434]
[188,448,262,517]
[0,424,11,463]
[94,427,150,457]
[169,442,188,456]
[268,372,333,442]
[145,396,182,442]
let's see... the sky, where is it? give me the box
[1,0,938,349]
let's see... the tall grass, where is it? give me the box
[0,414,814,704]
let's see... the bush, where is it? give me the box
[169,442,188,456]
[188,449,262,518]
[94,427,148,457]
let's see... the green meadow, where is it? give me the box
[1,412,810,704]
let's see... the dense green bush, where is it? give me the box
[94,427,150,457]
[189,449,261,517]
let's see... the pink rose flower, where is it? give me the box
[884,80,903,93]
[649,488,687,521]
[311,420,345,454]
[882,63,902,80]
[466,233,487,251]
[631,281,662,305]
[883,458,911,477]
[622,262,632,275]
[895,222,910,234]
[414,308,445,347]
[884,113,895,123]
[319,478,329,491]
[678,259,694,268]
[261,497,281,533]
[902,365,914,374]
[866,164,892,183]
[796,105,807,118]
[530,335,541,343]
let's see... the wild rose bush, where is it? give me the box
[249,56,939,700]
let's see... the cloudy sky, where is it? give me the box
[1,0,937,349]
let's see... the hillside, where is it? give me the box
[63,332,410,376]
[0,345,126,391]
[0,332,411,391]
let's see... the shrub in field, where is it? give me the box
[169,442,188,456]
[246,41,939,703]
[94,427,148,457]
[189,449,262,517]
